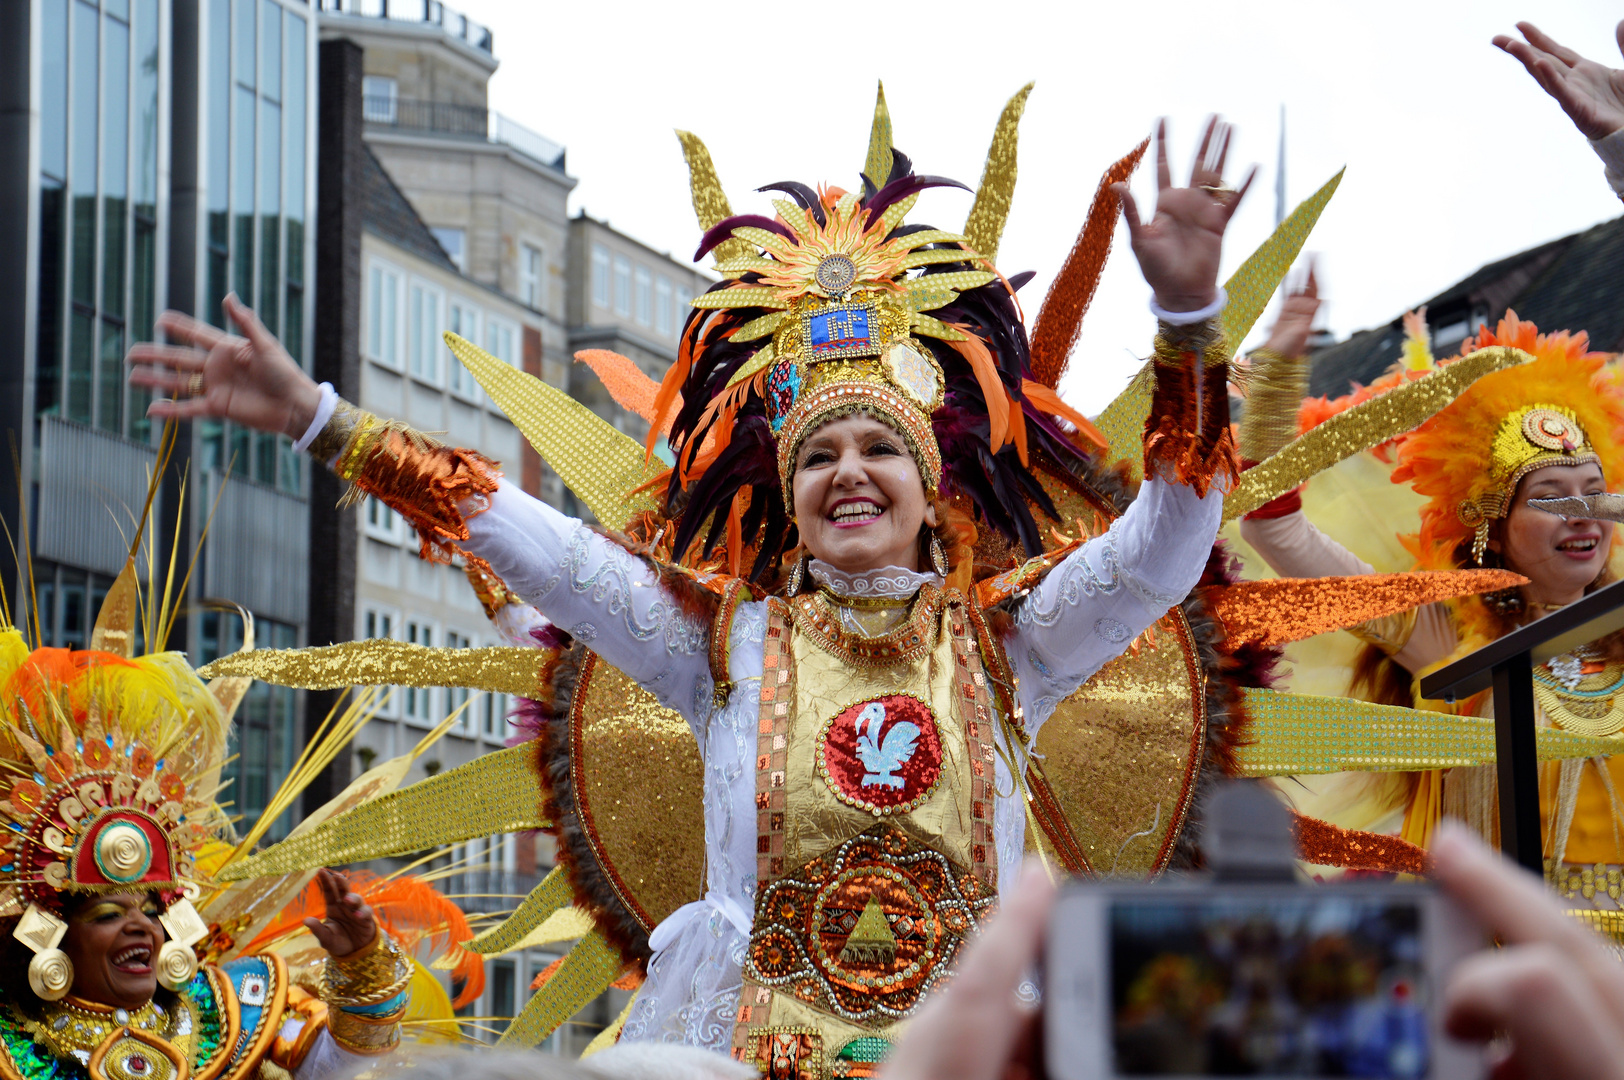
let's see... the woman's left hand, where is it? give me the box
[1494,21,1624,140]
[303,868,379,959]
[1114,116,1255,314]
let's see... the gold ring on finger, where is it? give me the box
[185,373,205,397]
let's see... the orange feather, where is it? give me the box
[247,871,486,1009]
[575,350,663,430]
[1021,380,1108,452]
[946,330,1010,453]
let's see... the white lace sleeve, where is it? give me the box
[1007,476,1221,736]
[460,479,714,725]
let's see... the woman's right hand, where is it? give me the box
[126,293,322,440]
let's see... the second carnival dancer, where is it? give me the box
[130,118,1251,1058]
[0,580,417,1079]
[1232,20,1624,914]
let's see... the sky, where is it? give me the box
[450,0,1622,415]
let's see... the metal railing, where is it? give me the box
[442,868,546,915]
[363,95,487,137]
[363,95,567,170]
[317,0,492,53]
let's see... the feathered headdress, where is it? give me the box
[1391,312,1621,569]
[650,95,1107,581]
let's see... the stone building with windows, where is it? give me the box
[565,213,713,487]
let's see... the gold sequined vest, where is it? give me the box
[730,586,1000,1077]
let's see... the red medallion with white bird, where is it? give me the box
[816,694,944,815]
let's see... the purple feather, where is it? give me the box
[864,174,972,229]
[757,182,827,228]
[694,214,799,261]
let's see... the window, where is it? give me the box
[491,960,516,1037]
[591,244,610,309]
[447,299,480,397]
[404,618,435,723]
[362,75,396,123]
[520,244,542,308]
[432,227,465,272]
[655,276,673,336]
[634,266,652,325]
[613,255,631,317]
[367,262,400,366]
[483,690,509,738]
[362,606,397,641]
[360,605,399,717]
[445,630,474,732]
[363,495,401,542]
[408,281,442,383]
[485,318,516,368]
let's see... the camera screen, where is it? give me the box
[1109,896,1428,1078]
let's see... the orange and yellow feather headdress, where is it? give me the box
[1391,312,1623,568]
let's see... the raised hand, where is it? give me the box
[303,868,379,959]
[126,293,322,440]
[1114,117,1256,314]
[1494,21,1624,140]
[1260,263,1321,359]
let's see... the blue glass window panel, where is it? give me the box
[259,0,280,101]
[236,0,255,89]
[133,0,159,210]
[41,0,67,181]
[285,12,305,223]
[70,1,98,194]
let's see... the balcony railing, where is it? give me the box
[317,0,492,53]
[363,95,567,170]
[441,868,547,916]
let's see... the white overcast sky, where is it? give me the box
[451,0,1622,415]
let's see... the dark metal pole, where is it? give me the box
[1490,655,1543,876]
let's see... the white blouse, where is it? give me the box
[449,474,1223,1049]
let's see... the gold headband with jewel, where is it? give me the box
[767,291,945,504]
[1459,404,1598,562]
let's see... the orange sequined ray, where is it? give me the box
[1292,811,1429,875]
[575,350,665,431]
[337,428,502,565]
[1028,138,1151,389]
[1208,568,1526,649]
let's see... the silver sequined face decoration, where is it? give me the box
[814,254,858,296]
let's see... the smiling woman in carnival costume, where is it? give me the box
[127,95,1254,1063]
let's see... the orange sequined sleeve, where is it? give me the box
[308,398,502,565]
[1142,317,1240,497]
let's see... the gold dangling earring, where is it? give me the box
[14,904,72,1001]
[154,942,199,991]
[156,898,207,991]
[787,553,806,596]
[930,536,949,578]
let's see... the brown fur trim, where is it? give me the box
[523,647,654,964]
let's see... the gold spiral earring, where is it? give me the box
[14,904,72,1001]
[929,536,948,578]
[155,942,199,991]
[28,949,74,1001]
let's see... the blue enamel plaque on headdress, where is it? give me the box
[809,308,871,355]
